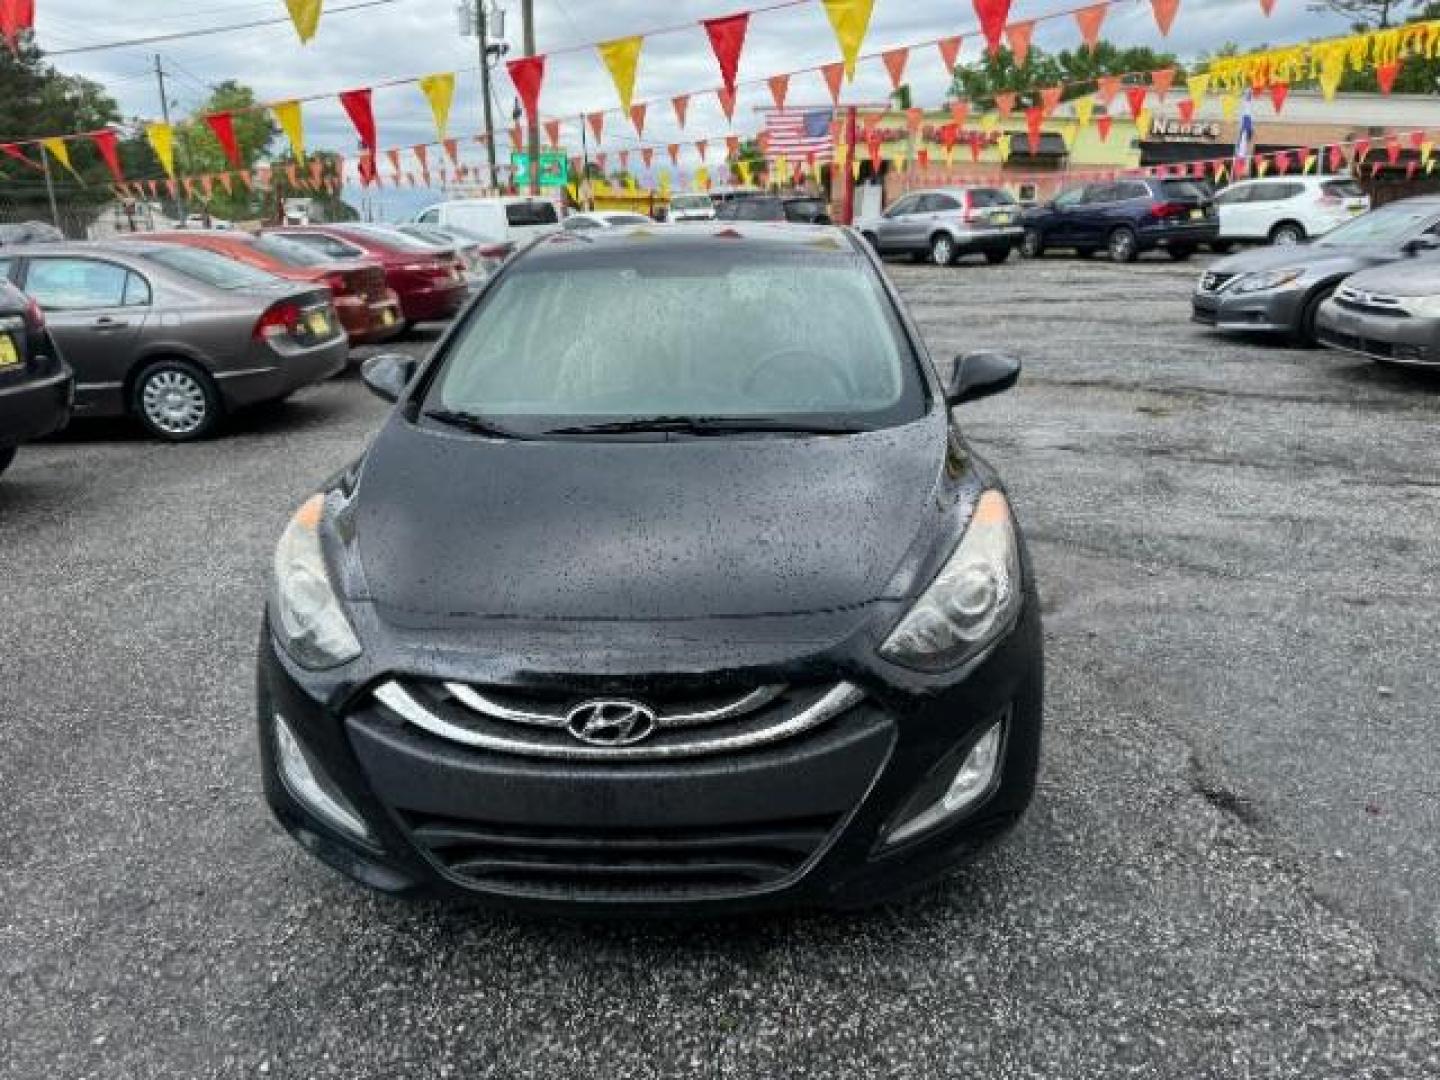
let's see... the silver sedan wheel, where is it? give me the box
[931,235,955,266]
[141,370,209,436]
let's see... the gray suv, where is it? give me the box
[857,187,1022,266]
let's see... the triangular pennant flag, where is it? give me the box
[1385,135,1401,165]
[951,101,970,127]
[1096,75,1121,105]
[973,0,1013,56]
[1376,60,1400,94]
[1074,97,1095,127]
[906,107,924,135]
[1319,48,1344,101]
[146,122,175,178]
[544,120,560,148]
[597,36,643,112]
[42,138,81,181]
[1221,94,1239,121]
[1136,106,1152,136]
[882,47,910,90]
[1024,107,1043,155]
[1150,0,1180,37]
[703,13,749,95]
[1096,114,1113,142]
[284,0,322,44]
[1075,4,1106,51]
[641,147,654,169]
[587,112,604,142]
[1041,85,1063,115]
[1268,82,1289,114]
[205,112,242,169]
[630,103,647,136]
[1329,145,1344,172]
[937,36,963,73]
[716,87,736,122]
[418,73,455,141]
[672,94,690,128]
[666,143,680,167]
[1354,138,1371,165]
[339,88,376,152]
[821,62,845,105]
[821,0,876,81]
[1125,85,1147,120]
[726,135,740,159]
[272,100,305,162]
[507,55,545,121]
[509,124,522,152]
[218,171,234,195]
[91,130,123,183]
[1178,99,1196,122]
[995,92,1016,118]
[696,139,709,162]
[768,74,789,111]
[1187,74,1209,109]
[1302,152,1317,174]
[1151,68,1175,99]
[443,138,459,168]
[386,148,401,175]
[1259,0,1276,12]
[619,149,630,171]
[1005,21,1035,68]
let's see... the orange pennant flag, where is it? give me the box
[1005,21,1034,67]
[937,36,963,74]
[672,94,690,128]
[882,47,909,90]
[1074,4,1107,51]
[951,101,970,127]
[821,61,845,105]
[544,120,561,147]
[716,87,736,122]
[586,112,604,142]
[630,103,647,136]
[995,92,1016,118]
[1150,0,1180,37]
[1151,67,1176,98]
[768,74,790,111]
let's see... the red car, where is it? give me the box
[143,231,404,346]
[262,224,468,327]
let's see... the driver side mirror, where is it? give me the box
[361,353,419,403]
[1402,236,1440,257]
[943,351,1022,406]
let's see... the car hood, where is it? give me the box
[349,414,947,624]
[1339,255,1440,296]
[1209,243,1394,277]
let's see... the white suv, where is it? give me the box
[1212,175,1370,250]
[413,197,563,246]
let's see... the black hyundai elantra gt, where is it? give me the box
[257,224,1043,913]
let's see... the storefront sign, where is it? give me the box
[1150,118,1222,140]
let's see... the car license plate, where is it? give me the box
[1190,209,1204,220]
[993,212,1014,225]
[380,308,396,327]
[0,334,19,369]
[306,310,330,337]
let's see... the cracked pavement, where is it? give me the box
[1,252,1437,1078]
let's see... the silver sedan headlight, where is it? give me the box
[271,494,362,669]
[1233,269,1304,293]
[1400,294,1440,317]
[881,491,1022,671]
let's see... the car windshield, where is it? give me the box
[138,245,285,289]
[506,202,559,226]
[345,225,444,252]
[671,196,712,211]
[1318,203,1438,247]
[252,234,331,268]
[426,250,926,434]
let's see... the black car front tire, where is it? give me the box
[1270,221,1306,246]
[0,446,15,477]
[1292,286,1335,348]
[1108,227,1139,263]
[1020,228,1044,259]
[131,358,222,442]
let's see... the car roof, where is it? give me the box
[519,223,861,263]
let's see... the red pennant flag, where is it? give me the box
[1353,138,1371,165]
[1151,0,1180,37]
[595,152,607,173]
[867,131,883,170]
[1178,99,1196,122]
[1259,0,1276,12]
[821,62,845,105]
[664,94,686,130]
[726,134,739,159]
[90,130,124,183]
[667,143,680,166]
[357,152,376,187]
[973,0,1013,56]
[1097,114,1113,142]
[443,137,459,168]
[1386,135,1401,164]
[702,13,748,95]
[1024,106,1043,155]
[339,88,377,152]
[1096,75,1121,104]
[1125,85,1147,120]
[697,139,710,162]
[716,87,736,122]
[967,133,982,164]
[905,107,924,135]
[882,47,910,90]
[1,0,35,53]
[241,168,255,190]
[386,148,401,175]
[1151,68,1175,99]
[1410,130,1426,150]
[509,125,522,152]
[917,147,929,169]
[414,145,429,173]
[1328,145,1344,171]
[205,112,243,169]
[587,112,604,142]
[1075,4,1107,50]
[995,92,1016,118]
[507,55,546,121]
[1406,161,1417,179]
[1376,61,1400,94]
[768,74,790,111]
[1005,21,1035,67]
[641,147,654,169]
[941,123,960,153]
[166,178,178,199]
[951,101,970,128]
[1269,82,1289,113]
[544,120,560,148]
[937,36,962,73]
[1041,85,1063,115]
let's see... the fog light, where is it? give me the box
[885,722,1005,847]
[273,713,372,842]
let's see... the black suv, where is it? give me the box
[0,279,72,478]
[1021,177,1218,262]
[715,196,833,225]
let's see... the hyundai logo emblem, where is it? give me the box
[564,700,659,747]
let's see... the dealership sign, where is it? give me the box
[1150,118,1223,141]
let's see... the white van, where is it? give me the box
[412,197,562,246]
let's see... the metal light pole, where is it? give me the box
[521,0,540,196]
[154,54,187,221]
[477,3,500,191]
[39,146,60,230]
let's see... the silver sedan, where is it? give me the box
[0,241,348,440]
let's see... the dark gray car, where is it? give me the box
[1315,256,1440,367]
[0,242,348,440]
[1192,196,1440,345]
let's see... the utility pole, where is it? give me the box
[521,0,539,196]
[841,105,858,226]
[476,3,500,191]
[154,54,187,221]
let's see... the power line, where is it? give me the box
[47,0,406,57]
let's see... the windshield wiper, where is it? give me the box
[422,408,530,439]
[545,416,867,436]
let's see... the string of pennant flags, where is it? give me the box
[4,1,1439,195]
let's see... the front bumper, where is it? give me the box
[1191,285,1303,334]
[1316,299,1440,366]
[0,360,74,449]
[256,592,1044,915]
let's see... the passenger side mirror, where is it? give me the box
[361,353,419,403]
[944,351,1022,406]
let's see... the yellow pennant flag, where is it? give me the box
[1135,107,1152,135]
[595,179,611,196]
[658,169,672,194]
[272,100,305,162]
[1061,122,1080,149]
[979,112,998,133]
[42,138,81,180]
[1302,153,1318,174]
[566,182,578,203]
[146,122,175,178]
[1186,74,1210,109]
[625,174,638,193]
[1220,94,1238,121]
[597,36,644,112]
[284,0,323,44]
[1214,162,1228,183]
[1422,141,1434,166]
[996,134,1012,161]
[1257,158,1270,177]
[1318,46,1345,101]
[419,73,456,141]
[736,160,752,185]
[822,0,876,82]
[850,159,861,181]
[776,155,789,182]
[696,165,710,190]
[1074,97,1095,128]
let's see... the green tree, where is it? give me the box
[171,81,278,220]
[267,149,357,224]
[1339,1,1440,90]
[1308,0,1423,28]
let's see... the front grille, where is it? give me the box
[1200,271,1236,293]
[397,810,841,898]
[373,678,864,760]
[1335,286,1409,318]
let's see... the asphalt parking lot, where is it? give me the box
[2,251,1438,1078]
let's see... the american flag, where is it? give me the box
[762,109,835,159]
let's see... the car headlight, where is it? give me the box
[1401,294,1440,317]
[881,490,1021,671]
[272,494,362,669]
[1233,269,1304,293]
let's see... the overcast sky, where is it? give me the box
[34,0,1349,214]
